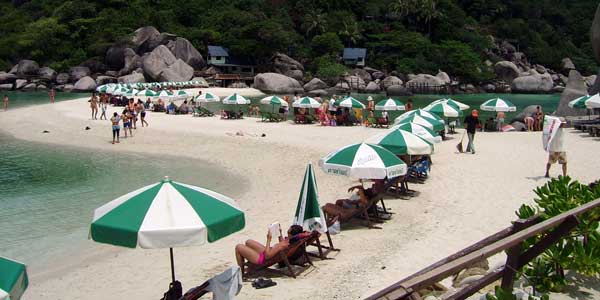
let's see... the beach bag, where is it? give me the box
[161,280,182,300]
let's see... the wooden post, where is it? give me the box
[500,219,529,292]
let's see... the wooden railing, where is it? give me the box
[366,198,600,300]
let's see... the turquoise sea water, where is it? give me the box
[1,91,88,109]
[0,132,245,268]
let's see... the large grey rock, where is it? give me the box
[8,65,18,74]
[511,121,527,132]
[334,81,350,90]
[0,72,17,83]
[118,73,146,84]
[38,67,57,81]
[119,48,142,76]
[562,57,576,72]
[143,32,177,53]
[511,70,553,93]
[387,85,412,96]
[56,73,70,85]
[158,59,194,82]
[272,52,304,74]
[494,61,520,83]
[166,37,205,69]
[482,83,496,92]
[381,76,403,89]
[372,71,385,80]
[592,4,600,63]
[190,77,209,88]
[16,60,39,76]
[142,45,177,81]
[131,26,160,51]
[284,70,304,81]
[69,66,91,82]
[73,76,97,92]
[343,75,366,90]
[105,45,127,70]
[307,89,328,97]
[556,70,589,116]
[0,83,13,90]
[15,79,27,89]
[304,78,328,91]
[62,84,75,92]
[436,71,451,84]
[81,58,107,73]
[365,81,380,92]
[406,74,445,86]
[352,68,372,83]
[253,72,303,94]
[363,67,381,74]
[534,64,547,74]
[513,105,541,123]
[22,83,37,90]
[584,75,597,87]
[37,84,47,90]
[96,76,118,85]
[589,69,600,94]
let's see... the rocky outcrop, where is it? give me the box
[365,81,380,92]
[166,37,205,69]
[380,76,403,89]
[16,60,39,76]
[306,89,328,97]
[96,75,118,85]
[119,48,142,76]
[343,75,366,90]
[0,72,17,84]
[372,71,385,80]
[271,53,304,75]
[118,73,146,84]
[284,70,303,81]
[304,78,328,91]
[143,32,177,54]
[387,85,412,96]
[21,83,37,90]
[406,74,445,86]
[191,77,209,88]
[494,61,520,83]
[158,59,194,82]
[105,45,127,70]
[511,70,553,93]
[589,69,600,94]
[38,67,57,81]
[142,45,177,81]
[73,76,96,92]
[15,79,27,89]
[352,69,372,83]
[584,75,597,87]
[131,26,161,52]
[253,72,303,94]
[69,66,91,82]
[436,71,451,84]
[0,83,13,90]
[81,58,106,73]
[481,83,496,92]
[562,58,576,73]
[556,70,588,116]
[56,73,70,85]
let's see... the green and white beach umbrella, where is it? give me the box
[195,92,220,103]
[136,89,157,97]
[394,113,445,132]
[223,93,250,105]
[428,98,470,111]
[397,109,444,122]
[393,122,442,144]
[260,96,288,107]
[335,96,366,109]
[174,90,191,99]
[0,257,28,300]
[293,163,327,233]
[156,90,174,98]
[568,94,600,109]
[96,84,115,94]
[124,88,140,97]
[480,98,516,112]
[293,96,320,108]
[90,177,245,284]
[424,101,463,118]
[366,128,433,155]
[375,98,405,111]
[319,143,407,179]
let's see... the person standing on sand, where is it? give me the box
[110,112,120,144]
[49,88,55,103]
[496,111,505,131]
[463,109,481,154]
[90,93,99,120]
[545,119,567,178]
[534,106,543,131]
[3,95,8,111]
[99,94,108,120]
[138,100,148,127]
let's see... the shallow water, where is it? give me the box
[0,132,245,268]
[1,91,88,109]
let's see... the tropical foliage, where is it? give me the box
[0,0,598,78]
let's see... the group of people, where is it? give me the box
[89,93,149,145]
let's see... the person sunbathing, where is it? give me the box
[235,225,304,268]
[322,186,369,219]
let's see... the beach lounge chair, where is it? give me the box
[179,266,242,300]
[322,193,384,229]
[242,234,313,279]
[376,117,389,128]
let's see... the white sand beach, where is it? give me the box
[1,89,600,300]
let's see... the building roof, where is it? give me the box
[208,45,229,57]
[343,48,367,60]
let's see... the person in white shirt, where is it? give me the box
[545,119,567,178]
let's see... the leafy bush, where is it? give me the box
[313,55,347,82]
[515,176,600,292]
[311,33,344,57]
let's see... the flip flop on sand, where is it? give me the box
[252,277,277,289]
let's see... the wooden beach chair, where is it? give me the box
[321,193,385,229]
[242,235,313,279]
[302,230,339,260]
[178,281,209,300]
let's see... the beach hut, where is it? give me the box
[90,177,245,298]
[319,143,407,179]
[342,48,367,67]
[0,256,28,300]
[293,163,327,233]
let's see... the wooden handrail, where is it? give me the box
[366,198,600,300]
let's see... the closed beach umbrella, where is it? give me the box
[293,163,327,233]
[366,128,433,155]
[293,96,320,108]
[424,101,463,118]
[480,98,516,112]
[196,92,220,103]
[90,177,245,287]
[375,98,405,111]
[394,114,445,132]
[393,122,442,144]
[335,96,366,109]
[136,89,157,97]
[319,143,407,179]
[223,93,250,105]
[0,257,28,300]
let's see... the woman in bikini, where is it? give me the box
[90,93,99,119]
[138,100,148,127]
[235,225,303,268]
[128,99,137,129]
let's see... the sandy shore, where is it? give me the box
[1,90,599,300]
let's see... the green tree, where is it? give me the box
[311,33,344,57]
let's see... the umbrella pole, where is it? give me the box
[170,247,176,283]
